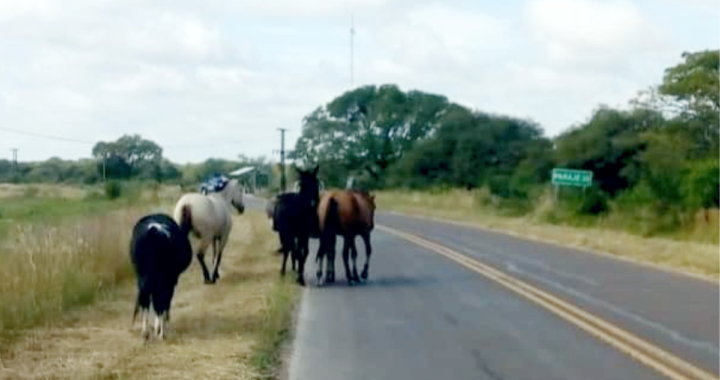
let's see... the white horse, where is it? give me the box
[173,178,245,284]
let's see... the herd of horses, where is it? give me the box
[128,165,375,341]
[268,165,376,287]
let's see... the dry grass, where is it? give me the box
[377,190,719,280]
[0,204,164,344]
[0,184,88,200]
[0,211,299,380]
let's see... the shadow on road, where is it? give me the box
[310,275,441,289]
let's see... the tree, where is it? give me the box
[389,106,550,194]
[553,106,663,196]
[92,134,163,179]
[632,49,719,157]
[293,84,454,187]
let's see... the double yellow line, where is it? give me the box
[377,225,719,380]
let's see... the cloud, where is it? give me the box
[375,4,513,69]
[524,0,667,68]
[0,0,714,163]
[217,0,390,16]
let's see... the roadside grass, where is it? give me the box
[0,183,184,240]
[0,211,301,380]
[251,275,297,380]
[0,200,170,351]
[0,197,129,240]
[377,189,719,280]
[0,183,185,347]
[0,183,88,200]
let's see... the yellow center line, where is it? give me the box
[377,224,719,380]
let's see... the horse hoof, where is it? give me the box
[204,278,214,285]
[297,278,306,286]
[361,270,369,280]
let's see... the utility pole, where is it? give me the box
[10,148,17,181]
[278,128,287,192]
[350,14,355,89]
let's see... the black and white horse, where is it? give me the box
[130,213,193,340]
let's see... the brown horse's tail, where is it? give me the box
[179,204,193,236]
[316,197,339,263]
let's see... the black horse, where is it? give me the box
[130,213,192,340]
[272,165,321,286]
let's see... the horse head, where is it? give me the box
[219,178,245,214]
[294,164,321,208]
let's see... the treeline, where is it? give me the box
[292,49,719,237]
[0,134,273,189]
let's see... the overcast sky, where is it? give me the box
[0,0,717,163]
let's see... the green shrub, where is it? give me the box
[104,180,122,200]
[683,159,720,209]
[610,182,686,236]
[578,186,609,215]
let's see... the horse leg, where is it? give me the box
[327,252,335,283]
[342,237,354,285]
[142,310,150,341]
[164,309,172,336]
[136,288,151,340]
[154,313,163,340]
[280,232,293,276]
[326,236,337,284]
[291,236,298,273]
[349,236,360,283]
[360,231,372,281]
[296,235,308,286]
[211,237,224,283]
[211,239,218,265]
[196,244,213,284]
[316,242,325,284]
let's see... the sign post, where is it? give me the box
[551,168,593,201]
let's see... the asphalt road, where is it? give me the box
[243,196,719,380]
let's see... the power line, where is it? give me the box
[0,126,276,150]
[0,127,94,144]
[10,148,18,182]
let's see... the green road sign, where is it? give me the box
[551,168,593,188]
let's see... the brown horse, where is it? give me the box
[315,189,375,285]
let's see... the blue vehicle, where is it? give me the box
[200,174,230,194]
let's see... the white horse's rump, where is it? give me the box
[173,178,244,284]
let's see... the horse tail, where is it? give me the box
[179,204,194,236]
[317,197,339,263]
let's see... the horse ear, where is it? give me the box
[312,165,319,176]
